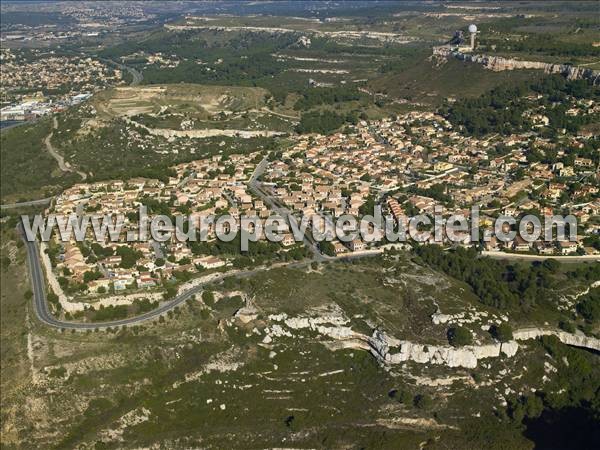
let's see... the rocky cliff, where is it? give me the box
[367,330,518,369]
[264,312,600,370]
[513,328,600,352]
[368,327,600,369]
[432,46,600,83]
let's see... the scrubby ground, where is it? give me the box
[2,226,598,449]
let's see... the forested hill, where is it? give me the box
[441,75,600,137]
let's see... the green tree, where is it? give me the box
[116,246,141,269]
[202,290,215,307]
[577,288,600,322]
[319,241,336,257]
[414,393,433,409]
[490,323,513,342]
[163,284,178,300]
[447,326,473,347]
[394,389,413,405]
[83,270,101,283]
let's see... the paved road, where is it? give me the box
[1,197,53,210]
[18,158,376,330]
[20,224,314,329]
[400,167,461,189]
[249,156,268,184]
[248,162,329,261]
[45,116,87,180]
[124,64,143,86]
[1,56,136,210]
[21,221,379,329]
[0,118,38,134]
[100,58,143,86]
[481,250,600,263]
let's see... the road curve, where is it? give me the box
[21,222,382,330]
[45,116,87,180]
[21,223,332,329]
[99,58,143,86]
[22,231,283,329]
[19,157,362,330]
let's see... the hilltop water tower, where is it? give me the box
[468,24,478,50]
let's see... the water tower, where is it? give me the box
[468,24,478,50]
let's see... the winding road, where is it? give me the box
[20,222,377,330]
[21,223,310,330]
[99,57,143,86]
[45,116,87,181]
[19,155,599,330]
[0,56,142,211]
[18,154,378,330]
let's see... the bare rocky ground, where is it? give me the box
[1,234,598,449]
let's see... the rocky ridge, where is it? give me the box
[263,312,600,370]
[432,46,600,83]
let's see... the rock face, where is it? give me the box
[234,305,258,324]
[432,46,600,83]
[123,117,285,140]
[367,327,599,370]
[367,330,518,369]
[513,328,600,352]
[267,313,599,370]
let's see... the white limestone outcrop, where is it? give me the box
[367,330,519,369]
[267,312,598,369]
[124,117,285,140]
[513,328,600,352]
[432,46,600,82]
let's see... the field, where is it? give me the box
[94,84,270,119]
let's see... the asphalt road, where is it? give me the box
[21,222,329,329]
[20,220,383,330]
[100,58,143,85]
[1,198,53,210]
[21,229,287,329]
[0,57,137,211]
[17,156,370,330]
[248,157,332,261]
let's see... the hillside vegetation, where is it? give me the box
[0,120,80,203]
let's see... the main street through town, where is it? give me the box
[248,156,330,261]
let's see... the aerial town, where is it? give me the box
[43,100,600,302]
[0,48,121,121]
[1,2,599,449]
[46,152,264,299]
